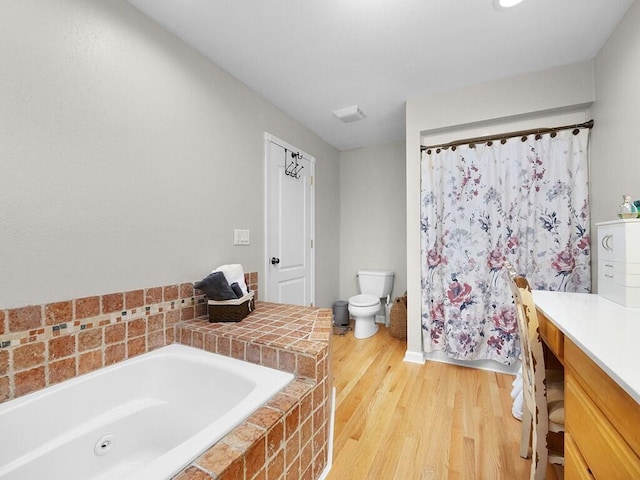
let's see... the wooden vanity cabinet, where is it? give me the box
[564,338,640,479]
[537,308,640,479]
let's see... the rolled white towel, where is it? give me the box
[511,372,523,399]
[511,370,524,420]
[213,264,248,295]
[512,391,523,421]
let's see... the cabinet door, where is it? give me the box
[565,434,594,480]
[597,223,625,262]
[566,375,640,479]
[598,221,640,263]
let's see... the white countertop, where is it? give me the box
[533,290,640,405]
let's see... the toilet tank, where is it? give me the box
[357,270,395,297]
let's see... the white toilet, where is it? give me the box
[348,270,395,339]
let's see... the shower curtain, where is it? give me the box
[420,128,591,365]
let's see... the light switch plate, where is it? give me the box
[233,229,250,246]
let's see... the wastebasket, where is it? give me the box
[333,300,349,327]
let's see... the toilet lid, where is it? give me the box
[349,294,380,307]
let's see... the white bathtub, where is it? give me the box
[0,344,294,480]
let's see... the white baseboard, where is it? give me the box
[402,348,518,374]
[423,350,519,375]
[403,350,426,364]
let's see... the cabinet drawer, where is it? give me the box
[566,375,640,479]
[597,278,640,308]
[565,339,640,455]
[537,310,564,362]
[565,433,594,480]
[598,259,640,286]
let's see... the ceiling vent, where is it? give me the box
[493,0,525,9]
[333,105,366,123]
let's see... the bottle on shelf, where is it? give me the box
[617,194,638,219]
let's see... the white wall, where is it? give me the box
[405,61,595,363]
[339,141,406,302]
[0,0,340,309]
[591,1,640,291]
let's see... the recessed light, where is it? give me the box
[493,0,525,9]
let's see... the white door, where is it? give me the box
[265,134,315,306]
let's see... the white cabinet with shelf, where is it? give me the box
[597,219,640,307]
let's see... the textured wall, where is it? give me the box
[0,0,340,309]
[591,1,640,291]
[339,141,406,302]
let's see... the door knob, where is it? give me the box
[271,257,280,265]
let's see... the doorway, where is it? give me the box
[264,133,315,306]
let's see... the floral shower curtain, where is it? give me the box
[420,127,591,365]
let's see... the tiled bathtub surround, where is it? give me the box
[177,303,330,380]
[0,273,259,403]
[0,274,333,480]
[175,303,333,480]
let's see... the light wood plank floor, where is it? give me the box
[327,323,531,480]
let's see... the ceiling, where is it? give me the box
[127,0,634,151]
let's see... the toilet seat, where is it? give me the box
[349,294,379,307]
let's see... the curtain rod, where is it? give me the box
[420,119,594,152]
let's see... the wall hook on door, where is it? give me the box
[284,149,304,179]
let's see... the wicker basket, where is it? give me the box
[389,294,407,340]
[208,291,255,323]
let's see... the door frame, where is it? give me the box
[264,132,316,305]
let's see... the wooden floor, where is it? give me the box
[327,323,531,480]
